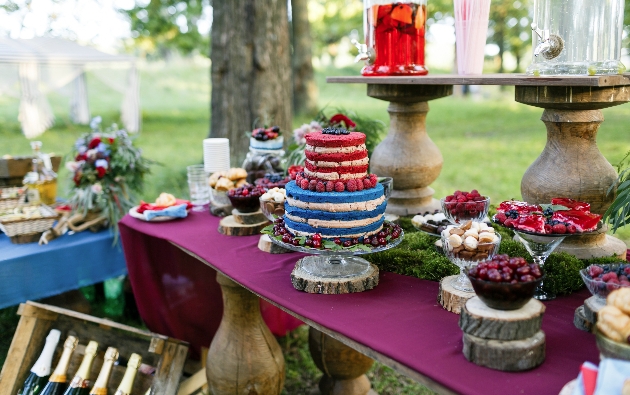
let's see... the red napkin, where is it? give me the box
[136,199,192,214]
[581,362,598,395]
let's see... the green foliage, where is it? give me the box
[309,0,363,58]
[488,0,531,72]
[604,150,630,234]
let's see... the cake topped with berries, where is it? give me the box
[283,128,386,240]
[250,126,283,150]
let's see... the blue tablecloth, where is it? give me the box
[0,230,127,309]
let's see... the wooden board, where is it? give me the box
[232,209,267,225]
[210,203,233,218]
[462,331,546,372]
[574,305,593,332]
[584,296,605,324]
[218,215,269,236]
[326,73,630,87]
[437,275,474,314]
[258,234,292,254]
[291,260,379,294]
[459,297,545,341]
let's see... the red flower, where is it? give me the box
[108,137,115,144]
[96,167,106,178]
[329,114,356,129]
[73,172,82,186]
[88,137,102,149]
[75,153,87,161]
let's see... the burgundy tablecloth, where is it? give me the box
[120,212,599,395]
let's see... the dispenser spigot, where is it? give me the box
[530,22,564,60]
[351,39,375,64]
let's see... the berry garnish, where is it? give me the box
[321,127,350,135]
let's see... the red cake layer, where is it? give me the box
[305,149,368,163]
[304,161,369,174]
[305,131,366,147]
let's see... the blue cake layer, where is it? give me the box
[284,200,387,221]
[250,136,283,150]
[284,215,385,236]
[285,180,384,203]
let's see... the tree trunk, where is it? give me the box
[291,0,318,116]
[210,0,293,166]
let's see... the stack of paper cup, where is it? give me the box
[203,138,230,173]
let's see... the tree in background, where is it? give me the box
[309,0,363,62]
[211,0,292,166]
[292,0,319,117]
[488,0,530,73]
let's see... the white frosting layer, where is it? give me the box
[304,168,368,180]
[306,158,369,168]
[285,224,383,239]
[286,195,386,212]
[285,213,383,229]
[305,144,366,153]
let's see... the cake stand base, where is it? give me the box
[385,192,441,217]
[258,235,292,254]
[291,259,379,294]
[437,275,475,314]
[556,234,627,260]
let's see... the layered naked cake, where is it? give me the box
[284,128,386,240]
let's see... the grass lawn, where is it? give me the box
[0,59,628,393]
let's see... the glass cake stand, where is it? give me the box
[269,225,404,279]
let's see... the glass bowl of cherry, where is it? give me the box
[440,190,490,224]
[255,173,291,189]
[227,185,267,213]
[467,255,544,310]
[580,263,630,300]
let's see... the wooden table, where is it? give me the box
[327,73,630,260]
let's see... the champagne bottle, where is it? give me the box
[18,329,61,395]
[40,335,78,395]
[88,348,118,395]
[113,354,141,395]
[63,341,99,395]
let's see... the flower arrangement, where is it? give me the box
[65,117,153,236]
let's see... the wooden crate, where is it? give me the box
[0,301,190,395]
[0,156,62,187]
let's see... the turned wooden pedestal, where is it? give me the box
[206,273,285,395]
[367,85,453,216]
[309,328,375,395]
[516,85,630,260]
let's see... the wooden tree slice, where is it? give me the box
[437,275,474,314]
[10,232,43,244]
[218,216,269,236]
[232,209,268,225]
[462,331,546,371]
[459,297,545,340]
[258,234,292,254]
[210,204,232,218]
[573,306,593,332]
[584,296,605,324]
[291,260,379,294]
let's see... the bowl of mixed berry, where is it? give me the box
[255,173,291,189]
[227,185,267,213]
[580,263,630,300]
[440,190,490,224]
[252,126,281,141]
[468,255,544,310]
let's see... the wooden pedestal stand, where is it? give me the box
[206,273,285,395]
[308,328,376,395]
[367,85,453,216]
[258,234,292,254]
[291,259,379,294]
[515,85,630,260]
[437,275,474,314]
[218,209,269,236]
[574,295,605,332]
[459,297,546,371]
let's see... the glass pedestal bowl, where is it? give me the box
[441,196,490,225]
[579,263,630,301]
[441,232,501,292]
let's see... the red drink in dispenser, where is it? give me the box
[362,1,428,76]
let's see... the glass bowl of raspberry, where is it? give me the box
[580,263,630,300]
[440,190,490,224]
[228,185,267,213]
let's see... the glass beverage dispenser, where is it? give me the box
[355,0,429,76]
[527,0,626,75]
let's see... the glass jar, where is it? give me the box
[527,0,626,76]
[23,141,57,205]
[357,0,428,76]
[242,148,285,184]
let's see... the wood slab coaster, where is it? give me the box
[462,330,546,372]
[217,215,269,236]
[210,203,232,217]
[258,234,292,254]
[437,275,475,314]
[459,297,545,341]
[10,232,43,244]
[573,305,593,332]
[232,209,268,225]
[584,296,605,324]
[291,259,379,294]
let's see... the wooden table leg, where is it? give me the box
[206,272,285,395]
[367,84,453,216]
[309,327,375,395]
[515,85,630,259]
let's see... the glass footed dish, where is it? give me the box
[268,223,404,279]
[579,263,630,300]
[441,196,490,225]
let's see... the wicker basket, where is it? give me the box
[0,205,60,237]
[0,187,26,210]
